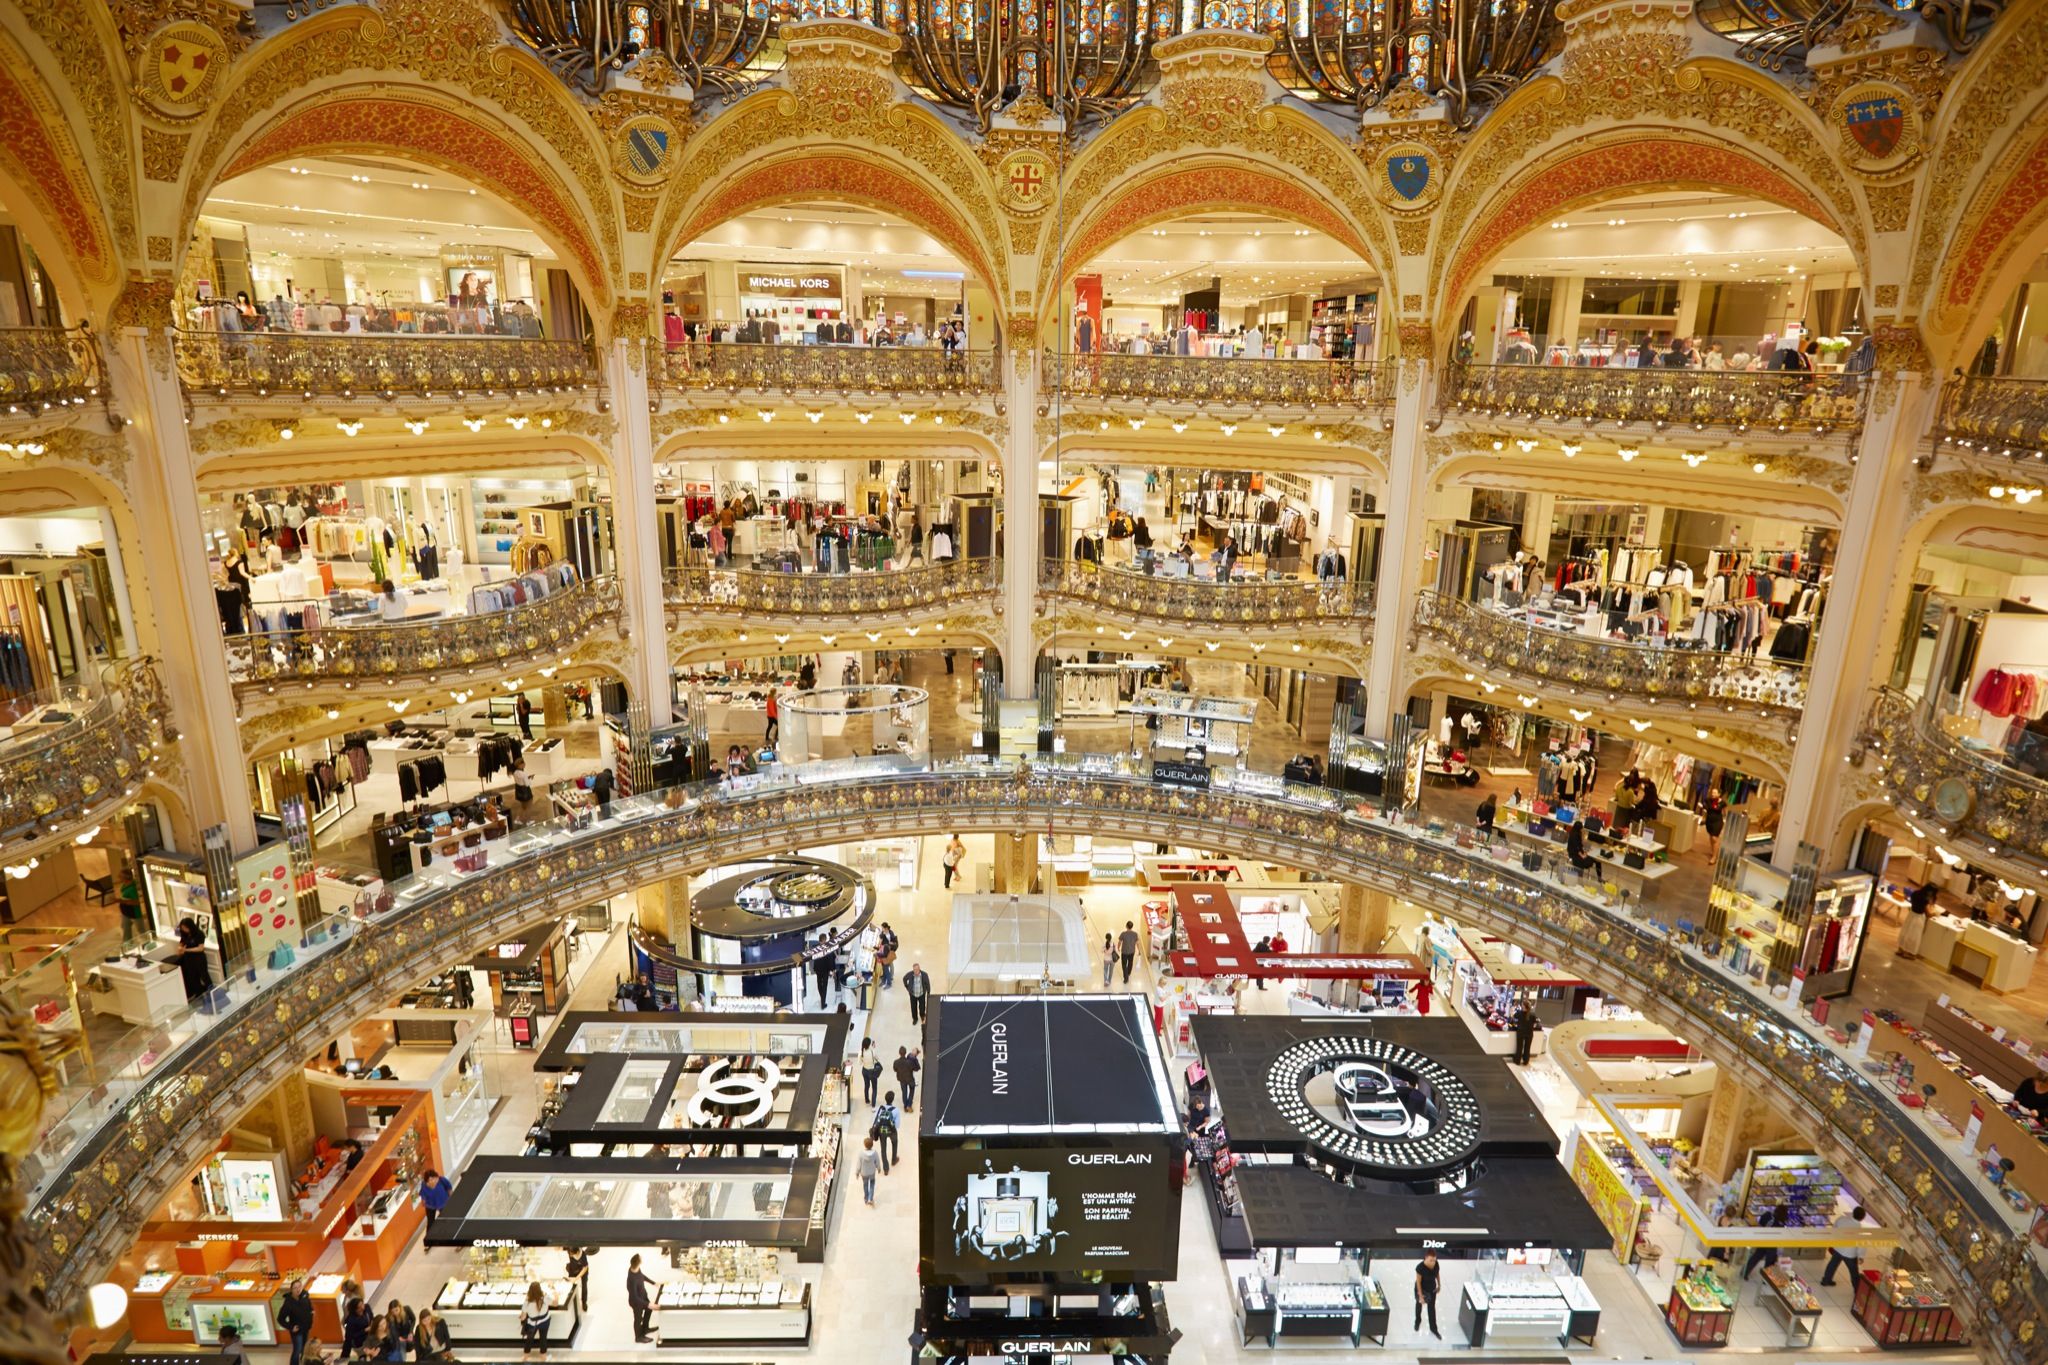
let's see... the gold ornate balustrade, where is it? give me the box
[0,658,170,847]
[225,577,621,692]
[1040,559,1375,627]
[1045,350,1389,410]
[1863,686,2048,868]
[1413,590,1809,714]
[0,324,103,418]
[664,557,997,620]
[656,342,1000,398]
[173,329,599,399]
[1930,374,2048,465]
[23,757,2045,1359]
[1440,362,1869,437]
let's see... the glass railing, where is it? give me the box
[656,341,999,396]
[225,577,621,687]
[0,658,170,843]
[1440,362,1869,436]
[1865,686,2048,867]
[1413,590,1808,712]
[0,323,103,416]
[664,557,997,616]
[173,328,598,398]
[1041,558,1374,626]
[1044,350,1389,409]
[1931,374,2048,463]
[25,753,2045,1351]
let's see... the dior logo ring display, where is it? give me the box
[684,1058,784,1127]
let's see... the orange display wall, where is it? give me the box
[124,1089,442,1343]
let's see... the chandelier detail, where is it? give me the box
[1694,0,2000,69]
[505,0,784,96]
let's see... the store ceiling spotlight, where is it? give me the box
[806,410,823,423]
[405,420,429,435]
[1569,708,1592,721]
[1628,719,1652,732]
[1205,641,1220,651]
[908,413,922,425]
[1518,694,1538,708]
[1682,452,1708,467]
[855,410,874,423]
[904,625,921,635]
[758,409,775,422]
[336,420,363,437]
[74,825,101,845]
[716,413,730,424]
[1616,447,1640,462]
[1559,443,1580,458]
[1752,459,1768,473]
[1515,438,1537,452]
[1221,423,1238,436]
[462,417,486,432]
[1171,420,1188,433]
[507,416,530,430]
[277,425,295,440]
[387,699,410,713]
[1696,728,1710,739]
[866,631,881,641]
[1128,417,1145,430]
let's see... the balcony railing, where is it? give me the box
[1864,687,2048,867]
[1045,350,1387,409]
[665,557,997,618]
[657,341,999,397]
[173,329,599,398]
[0,324,103,416]
[1041,559,1374,626]
[0,658,170,842]
[22,757,2047,1358]
[1440,362,1869,436]
[1413,590,1808,712]
[1930,374,2048,463]
[226,577,621,689]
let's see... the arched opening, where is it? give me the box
[1956,245,2048,380]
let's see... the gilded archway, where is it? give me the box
[0,23,117,314]
[1926,102,2048,358]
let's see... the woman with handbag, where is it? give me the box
[519,1282,552,1358]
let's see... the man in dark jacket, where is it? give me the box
[903,962,932,1023]
[277,1281,315,1365]
[628,1253,659,1342]
[1511,1004,1538,1065]
[894,1045,922,1111]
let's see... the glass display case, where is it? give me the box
[1852,1269,1967,1347]
[1665,1261,1736,1346]
[1461,1261,1599,1348]
[1757,1263,1822,1347]
[432,1278,580,1344]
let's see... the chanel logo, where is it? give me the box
[685,1058,784,1127]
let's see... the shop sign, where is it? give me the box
[742,270,842,298]
[1152,760,1212,791]
[999,1341,1096,1354]
[1569,1138,1643,1261]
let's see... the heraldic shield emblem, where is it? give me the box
[1386,152,1432,204]
[1844,94,1905,160]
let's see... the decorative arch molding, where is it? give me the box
[211,89,611,308]
[0,24,116,310]
[650,42,1007,312]
[178,0,619,303]
[1905,0,2048,328]
[1927,98,2048,357]
[662,150,1003,310]
[1913,502,2048,560]
[0,0,136,270]
[654,425,1004,465]
[670,621,1003,668]
[1429,455,1850,527]
[1437,129,1851,340]
[192,435,614,492]
[1037,418,1391,479]
[1043,131,1392,335]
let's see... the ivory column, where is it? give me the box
[1364,353,1434,734]
[1000,341,1041,698]
[604,339,673,727]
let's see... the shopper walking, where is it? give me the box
[1118,920,1140,983]
[278,1280,315,1365]
[1251,937,1271,990]
[873,1092,902,1172]
[1101,932,1116,987]
[418,1169,452,1228]
[812,951,836,1007]
[515,691,534,740]
[1742,1207,1785,1280]
[859,1037,883,1104]
[903,961,932,1024]
[1415,974,1433,1016]
[895,1045,922,1111]
[1414,1251,1442,1338]
[519,1281,551,1357]
[942,833,966,887]
[626,1253,658,1343]
[341,1294,372,1359]
[859,1136,881,1204]
[117,872,147,949]
[175,914,212,1002]
[1822,1206,1869,1286]
[764,688,780,747]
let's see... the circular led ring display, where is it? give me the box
[1264,1035,1483,1180]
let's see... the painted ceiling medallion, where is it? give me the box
[136,20,226,117]
[612,113,680,186]
[1832,80,1922,177]
[997,148,1054,214]
[1372,142,1441,210]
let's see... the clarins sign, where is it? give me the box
[742,270,842,298]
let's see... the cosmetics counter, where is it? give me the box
[1458,1261,1601,1348]
[1235,1268,1387,1347]
[654,1246,813,1344]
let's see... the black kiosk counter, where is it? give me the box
[1191,1015,1610,1350]
[917,994,1184,1363]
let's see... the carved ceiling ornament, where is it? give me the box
[177,0,620,300]
[0,25,118,290]
[12,0,139,262]
[1929,88,2048,346]
[1802,41,1951,185]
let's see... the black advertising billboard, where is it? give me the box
[924,1143,1178,1283]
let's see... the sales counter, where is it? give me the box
[1460,1273,1599,1348]
[1852,1269,1967,1347]
[1665,1262,1735,1347]
[1862,1005,2048,1207]
[342,1180,424,1279]
[89,944,190,1024]
[128,1271,285,1347]
[1235,1274,1386,1347]
[434,1278,581,1344]
[654,1278,812,1344]
[1918,915,2039,992]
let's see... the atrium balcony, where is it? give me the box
[1928,373,2048,471]
[1410,590,1807,722]
[0,658,172,855]
[656,342,1001,402]
[173,329,601,411]
[1439,363,1869,441]
[1044,351,1390,418]
[226,575,621,699]
[1040,559,1374,628]
[0,324,105,432]
[1863,687,2048,872]
[664,557,998,630]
